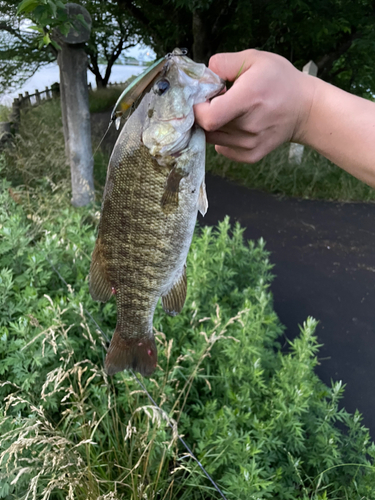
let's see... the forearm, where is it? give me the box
[299,76,375,187]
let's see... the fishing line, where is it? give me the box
[130,370,228,500]
[45,256,229,500]
[91,119,113,163]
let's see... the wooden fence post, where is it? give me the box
[289,60,318,165]
[0,122,12,149]
[24,91,31,107]
[10,98,21,131]
[55,2,94,207]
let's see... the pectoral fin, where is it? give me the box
[161,166,186,214]
[161,266,187,316]
[89,240,112,303]
[198,180,208,216]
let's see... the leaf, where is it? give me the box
[27,25,44,32]
[50,38,61,51]
[17,0,40,15]
[76,13,89,30]
[42,33,51,45]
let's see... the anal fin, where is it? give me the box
[161,266,187,316]
[89,239,112,302]
[105,327,157,377]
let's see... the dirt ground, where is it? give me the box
[202,174,375,438]
[92,112,375,438]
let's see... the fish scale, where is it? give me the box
[89,50,224,376]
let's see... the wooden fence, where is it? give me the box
[15,84,60,110]
[14,80,125,110]
[0,80,127,147]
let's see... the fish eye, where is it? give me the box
[154,79,170,95]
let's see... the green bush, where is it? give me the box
[0,171,374,499]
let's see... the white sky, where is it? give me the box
[0,44,156,106]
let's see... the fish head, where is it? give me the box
[142,49,224,158]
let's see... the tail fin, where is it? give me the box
[105,327,157,377]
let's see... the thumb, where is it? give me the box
[195,50,258,131]
[208,49,258,82]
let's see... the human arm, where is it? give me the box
[194,49,375,188]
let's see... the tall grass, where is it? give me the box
[3,99,67,187]
[0,104,10,122]
[206,144,375,202]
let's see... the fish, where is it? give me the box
[89,48,224,377]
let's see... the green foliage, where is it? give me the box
[0,170,374,499]
[3,99,67,187]
[82,0,141,87]
[17,0,74,49]
[0,105,10,122]
[13,0,140,89]
[0,0,55,94]
[118,0,375,96]
[206,144,375,202]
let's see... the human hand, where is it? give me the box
[194,49,317,163]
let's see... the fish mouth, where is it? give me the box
[159,115,187,122]
[208,79,226,100]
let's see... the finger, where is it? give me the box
[208,50,258,82]
[205,130,256,149]
[215,144,266,164]
[194,88,246,132]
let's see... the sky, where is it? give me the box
[0,44,156,106]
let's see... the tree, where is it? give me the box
[0,0,54,94]
[117,0,375,97]
[0,0,140,92]
[82,0,140,88]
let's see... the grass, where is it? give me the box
[3,99,67,187]
[0,104,10,122]
[206,143,375,202]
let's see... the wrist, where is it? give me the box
[292,72,320,146]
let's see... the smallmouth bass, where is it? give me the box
[89,49,224,377]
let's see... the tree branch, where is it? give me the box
[316,31,359,79]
